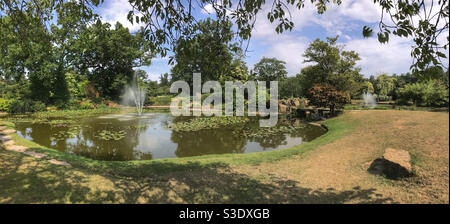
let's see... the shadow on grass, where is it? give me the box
[0,149,395,204]
[368,158,413,180]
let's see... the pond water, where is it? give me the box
[12,112,327,161]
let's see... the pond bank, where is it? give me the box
[0,110,448,203]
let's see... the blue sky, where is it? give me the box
[95,0,442,82]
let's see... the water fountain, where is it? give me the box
[123,73,146,116]
[362,92,376,109]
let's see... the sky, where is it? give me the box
[95,0,445,82]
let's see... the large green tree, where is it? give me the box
[374,73,397,98]
[73,20,152,100]
[252,57,287,82]
[0,0,101,105]
[297,36,364,97]
[170,18,240,85]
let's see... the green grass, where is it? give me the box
[344,104,448,112]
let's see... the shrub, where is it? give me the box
[0,98,13,112]
[148,95,172,105]
[79,100,95,109]
[308,84,351,115]
[8,99,46,114]
[377,95,392,102]
[95,103,108,109]
[397,80,449,107]
[297,97,308,108]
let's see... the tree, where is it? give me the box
[279,76,303,99]
[361,81,375,94]
[297,36,363,97]
[397,79,449,106]
[159,73,170,87]
[252,57,287,82]
[73,20,152,100]
[363,0,449,73]
[0,0,101,106]
[308,83,351,115]
[229,51,250,81]
[375,73,397,98]
[170,18,238,85]
[0,13,54,103]
[414,66,447,85]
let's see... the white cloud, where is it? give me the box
[201,3,233,16]
[201,3,215,14]
[249,0,417,76]
[98,0,142,32]
[345,36,414,76]
[252,0,381,38]
[252,35,310,76]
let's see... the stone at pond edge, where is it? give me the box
[48,159,70,166]
[2,139,15,146]
[2,129,16,134]
[5,145,28,153]
[0,135,12,142]
[278,104,288,113]
[367,148,412,179]
[23,151,47,159]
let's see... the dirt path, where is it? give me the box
[234,110,449,203]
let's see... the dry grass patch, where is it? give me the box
[234,110,449,203]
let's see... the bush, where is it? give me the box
[377,95,392,102]
[0,98,13,112]
[148,95,172,105]
[397,80,449,107]
[8,99,46,114]
[79,100,95,109]
[308,84,351,115]
[95,103,109,109]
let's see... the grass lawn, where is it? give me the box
[0,110,448,203]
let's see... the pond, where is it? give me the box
[11,111,327,161]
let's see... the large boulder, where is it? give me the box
[383,148,411,171]
[368,148,412,179]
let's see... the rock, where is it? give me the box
[0,126,6,131]
[0,135,12,142]
[278,104,288,113]
[368,148,412,179]
[292,98,300,107]
[5,145,28,153]
[48,159,70,166]
[23,151,47,159]
[2,139,15,146]
[2,129,16,134]
[383,148,411,171]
